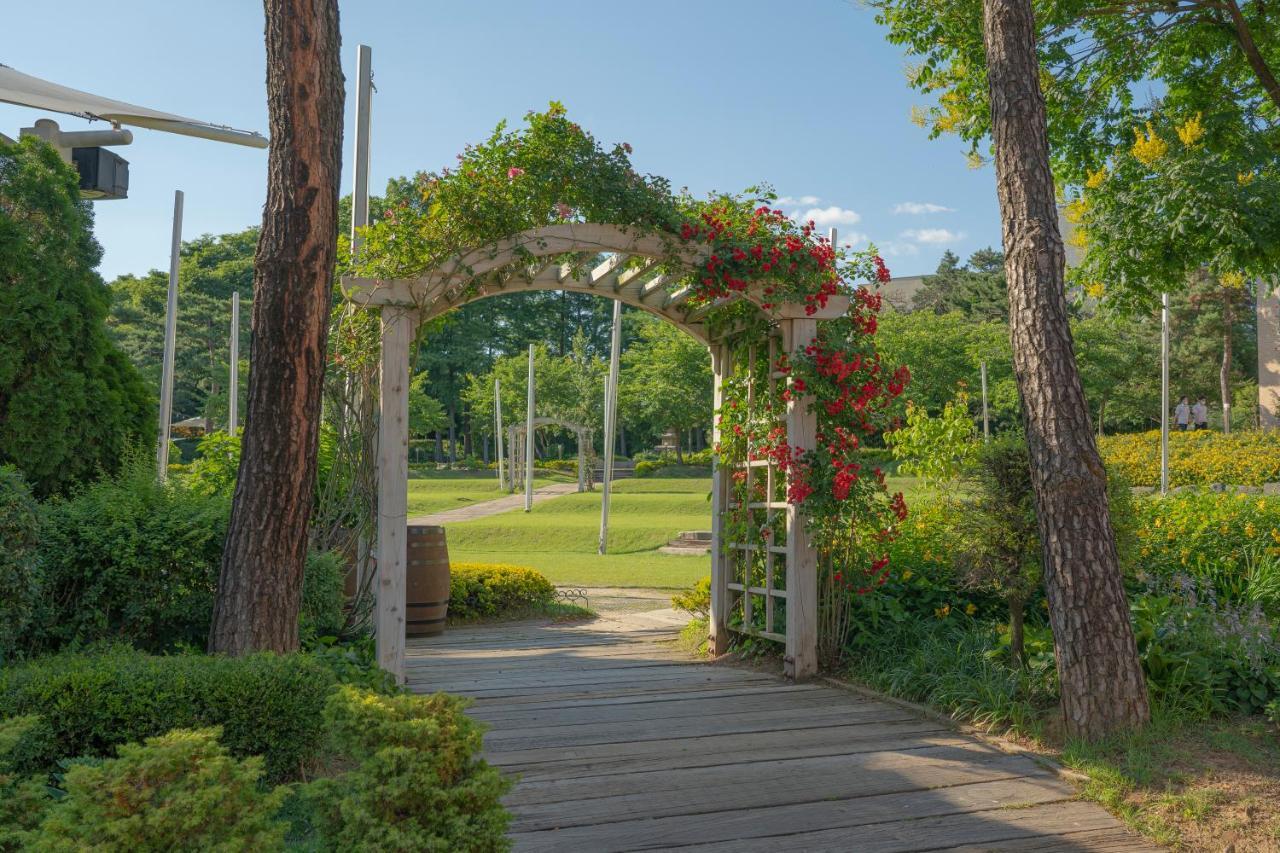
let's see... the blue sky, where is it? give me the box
[2,0,1001,281]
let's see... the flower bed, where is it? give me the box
[1099,429,1280,487]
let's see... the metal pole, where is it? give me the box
[980,361,990,441]
[228,291,240,436]
[351,44,373,252]
[524,344,536,512]
[1160,291,1170,494]
[495,378,505,491]
[156,189,183,479]
[598,300,623,554]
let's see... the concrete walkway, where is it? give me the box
[407,482,580,526]
[406,611,1160,852]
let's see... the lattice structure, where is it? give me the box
[721,337,790,644]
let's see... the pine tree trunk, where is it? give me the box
[208,0,344,655]
[981,0,1149,738]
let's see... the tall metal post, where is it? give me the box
[524,345,536,512]
[1160,291,1170,494]
[980,361,990,441]
[495,378,505,490]
[228,291,240,436]
[598,300,623,554]
[351,44,373,254]
[156,189,183,479]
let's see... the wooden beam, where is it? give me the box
[615,258,656,292]
[639,273,670,303]
[663,286,692,310]
[377,305,417,684]
[783,317,818,681]
[709,343,733,656]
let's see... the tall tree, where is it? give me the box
[983,0,1149,737]
[209,0,344,655]
[0,137,154,497]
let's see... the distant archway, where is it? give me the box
[343,222,850,683]
[506,417,594,493]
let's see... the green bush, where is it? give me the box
[449,562,556,621]
[0,647,334,781]
[301,550,348,641]
[671,577,711,619]
[300,686,510,852]
[0,466,42,663]
[184,430,241,496]
[34,457,230,654]
[634,459,660,477]
[28,728,287,852]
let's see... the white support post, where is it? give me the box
[350,44,373,254]
[1160,291,1170,494]
[783,318,819,681]
[709,343,732,655]
[524,344,535,512]
[495,378,505,491]
[228,291,240,437]
[377,305,416,684]
[980,361,990,441]
[598,300,622,553]
[156,189,183,479]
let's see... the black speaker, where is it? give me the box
[71,146,129,200]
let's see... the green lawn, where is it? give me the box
[448,476,711,589]
[406,468,574,517]
[426,472,928,589]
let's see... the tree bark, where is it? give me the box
[981,0,1150,738]
[1224,0,1280,113]
[208,0,344,655]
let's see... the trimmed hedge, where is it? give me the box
[0,647,334,782]
[1099,429,1280,487]
[449,562,557,621]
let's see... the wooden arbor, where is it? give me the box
[342,223,850,683]
[506,417,594,493]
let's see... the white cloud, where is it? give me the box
[799,205,862,228]
[833,231,870,248]
[880,241,920,257]
[776,194,820,207]
[901,227,964,244]
[893,201,955,215]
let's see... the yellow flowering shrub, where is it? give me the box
[1132,492,1280,579]
[1098,430,1280,487]
[448,562,556,620]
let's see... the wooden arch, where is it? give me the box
[341,223,850,684]
[505,417,594,493]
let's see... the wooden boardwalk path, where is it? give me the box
[405,610,1159,852]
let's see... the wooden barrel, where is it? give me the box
[406,525,450,636]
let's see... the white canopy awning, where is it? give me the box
[0,63,267,149]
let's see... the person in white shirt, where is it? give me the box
[1192,397,1209,430]
[1175,396,1191,431]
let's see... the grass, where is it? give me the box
[1060,713,1280,850]
[406,468,574,516]
[447,475,711,589]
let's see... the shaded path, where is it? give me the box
[405,612,1159,851]
[407,481,579,526]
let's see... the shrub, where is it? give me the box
[29,728,287,852]
[1132,492,1280,611]
[449,562,556,621]
[0,466,41,663]
[184,430,241,496]
[300,686,510,852]
[0,647,334,781]
[34,457,230,653]
[301,550,348,641]
[0,716,50,850]
[672,577,711,619]
[1099,429,1280,487]
[634,459,660,477]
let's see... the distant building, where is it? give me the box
[878,275,926,312]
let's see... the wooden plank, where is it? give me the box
[467,682,827,716]
[504,739,1025,807]
[506,776,1078,852]
[665,801,1150,852]
[507,748,1046,832]
[709,343,731,654]
[487,722,963,782]
[481,703,920,752]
